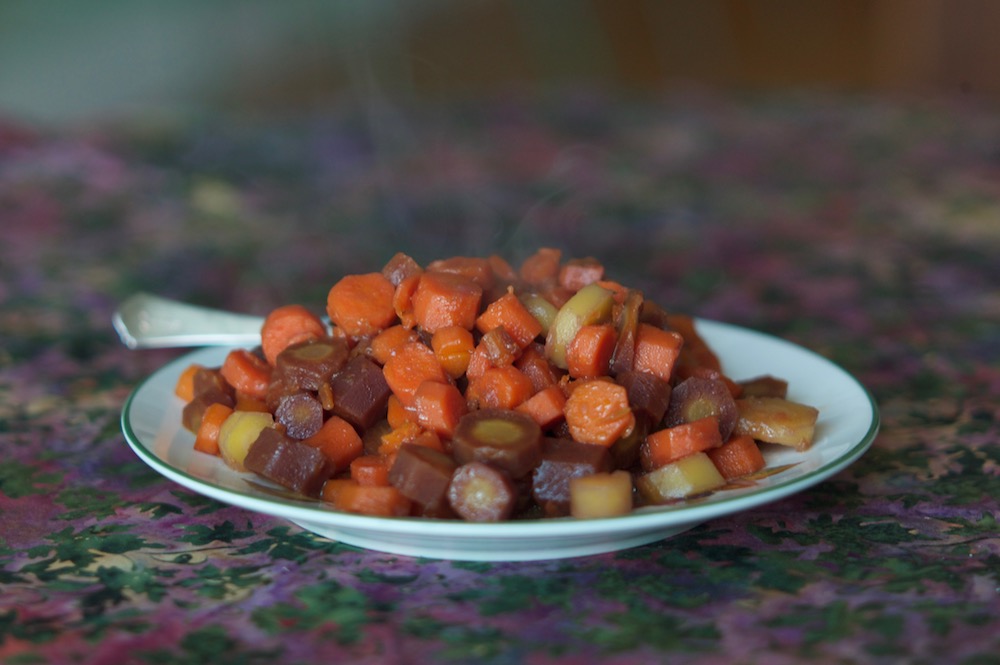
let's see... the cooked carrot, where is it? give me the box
[382,341,451,406]
[565,323,617,379]
[174,363,204,402]
[464,343,491,383]
[641,416,723,471]
[539,282,573,309]
[220,349,272,400]
[378,420,424,458]
[413,380,468,437]
[369,324,421,366]
[193,402,233,455]
[302,414,364,471]
[320,478,356,505]
[326,272,397,337]
[515,343,562,392]
[515,384,567,429]
[596,279,628,302]
[431,325,475,379]
[381,251,423,287]
[427,256,496,292]
[632,323,684,382]
[260,304,327,366]
[519,247,562,286]
[350,454,392,486]
[410,429,445,452]
[392,272,421,329]
[563,379,636,447]
[317,382,335,411]
[475,289,544,348]
[411,271,483,333]
[478,326,521,367]
[234,394,271,413]
[386,393,418,429]
[558,257,605,292]
[331,482,412,517]
[666,314,722,372]
[466,365,535,410]
[706,434,766,480]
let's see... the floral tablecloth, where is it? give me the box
[2,90,998,664]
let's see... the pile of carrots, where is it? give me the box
[176,248,808,520]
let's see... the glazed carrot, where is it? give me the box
[260,304,327,366]
[632,323,684,382]
[466,365,535,410]
[193,402,233,455]
[478,326,521,367]
[381,251,423,286]
[515,384,567,429]
[515,343,562,392]
[563,379,636,447]
[464,343,491,383]
[350,454,392,486]
[565,323,617,379]
[392,272,421,329]
[331,482,412,517]
[426,256,496,292]
[220,349,272,400]
[596,279,628,302]
[519,247,562,286]
[410,429,445,452]
[666,314,722,372]
[326,272,397,337]
[234,394,271,413]
[317,382,335,411]
[302,414,364,471]
[382,341,451,406]
[411,271,483,333]
[641,416,723,471]
[475,289,544,348]
[414,380,468,437]
[558,257,605,292]
[369,324,421,366]
[431,325,475,379]
[174,363,204,402]
[320,478,356,505]
[378,420,424,458]
[386,394,418,429]
[706,434,766,480]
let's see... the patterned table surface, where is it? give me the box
[2,90,998,664]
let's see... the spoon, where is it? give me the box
[113,292,265,349]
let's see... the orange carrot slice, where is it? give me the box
[563,379,635,447]
[641,416,723,471]
[193,402,233,455]
[260,304,327,366]
[326,272,397,337]
[565,323,617,379]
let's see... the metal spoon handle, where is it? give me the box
[113,293,264,349]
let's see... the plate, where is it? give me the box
[121,319,879,561]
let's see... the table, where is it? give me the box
[2,90,998,664]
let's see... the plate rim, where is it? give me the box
[120,319,880,544]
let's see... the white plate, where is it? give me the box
[121,319,879,561]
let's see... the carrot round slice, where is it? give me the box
[563,379,636,447]
[260,304,327,366]
[326,272,397,337]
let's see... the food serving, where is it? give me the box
[174,249,819,522]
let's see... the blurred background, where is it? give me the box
[2,0,1000,127]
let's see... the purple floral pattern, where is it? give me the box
[1,91,998,663]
